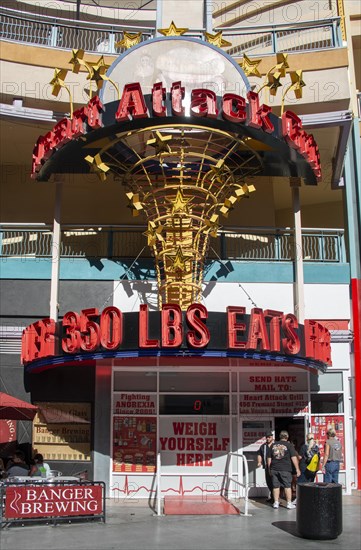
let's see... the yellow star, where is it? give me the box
[205,214,220,238]
[210,159,228,183]
[86,58,109,90]
[205,31,232,48]
[289,70,306,99]
[69,49,85,74]
[143,221,164,246]
[147,131,172,155]
[166,246,191,273]
[85,154,110,182]
[239,54,262,78]
[167,189,192,214]
[275,53,289,77]
[50,68,68,97]
[268,71,283,96]
[158,21,189,36]
[116,32,142,49]
[125,192,144,216]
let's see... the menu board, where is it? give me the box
[32,403,91,461]
[113,416,156,473]
[310,415,345,469]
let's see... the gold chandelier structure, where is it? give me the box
[93,124,260,309]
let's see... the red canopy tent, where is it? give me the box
[0,392,37,421]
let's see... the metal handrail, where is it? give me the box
[0,225,346,263]
[0,6,342,55]
[223,452,251,516]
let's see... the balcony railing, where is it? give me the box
[0,6,342,56]
[0,225,346,264]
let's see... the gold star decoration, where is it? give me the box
[87,56,110,90]
[239,54,262,78]
[85,154,110,182]
[274,53,289,78]
[147,131,172,155]
[289,70,306,99]
[209,159,228,184]
[116,32,142,50]
[50,68,68,97]
[125,192,144,216]
[234,183,256,198]
[143,221,164,246]
[158,21,189,37]
[167,189,192,214]
[69,49,85,74]
[166,246,192,274]
[205,31,232,48]
[205,214,220,238]
[269,71,283,96]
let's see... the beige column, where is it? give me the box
[290,177,305,323]
[157,0,205,29]
[50,175,63,322]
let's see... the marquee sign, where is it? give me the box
[21,304,331,373]
[32,85,320,183]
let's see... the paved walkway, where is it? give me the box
[1,493,360,550]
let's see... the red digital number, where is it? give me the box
[193,400,202,411]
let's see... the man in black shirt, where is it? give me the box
[267,430,301,509]
[257,431,274,502]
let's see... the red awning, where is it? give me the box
[0,392,37,421]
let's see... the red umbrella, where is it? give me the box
[0,392,37,421]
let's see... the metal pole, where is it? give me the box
[50,176,62,321]
[291,178,305,322]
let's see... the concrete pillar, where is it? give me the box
[93,362,112,496]
[50,175,63,322]
[290,177,305,323]
[157,0,205,29]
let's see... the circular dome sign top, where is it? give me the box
[100,37,250,107]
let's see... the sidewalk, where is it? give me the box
[1,493,360,550]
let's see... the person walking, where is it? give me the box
[257,431,274,502]
[267,430,301,509]
[322,428,343,483]
[297,433,320,483]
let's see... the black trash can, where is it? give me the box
[296,482,342,540]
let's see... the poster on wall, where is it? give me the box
[238,393,309,416]
[113,393,156,415]
[159,416,230,473]
[310,415,345,469]
[113,416,156,472]
[32,403,91,461]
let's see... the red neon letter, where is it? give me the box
[222,93,247,123]
[161,304,183,347]
[116,83,148,122]
[282,110,302,150]
[246,308,270,351]
[171,81,185,116]
[100,306,123,350]
[186,303,210,348]
[247,91,274,133]
[86,96,103,129]
[281,313,300,355]
[190,89,218,118]
[152,82,166,116]
[227,306,247,348]
[264,309,283,352]
[139,304,159,348]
